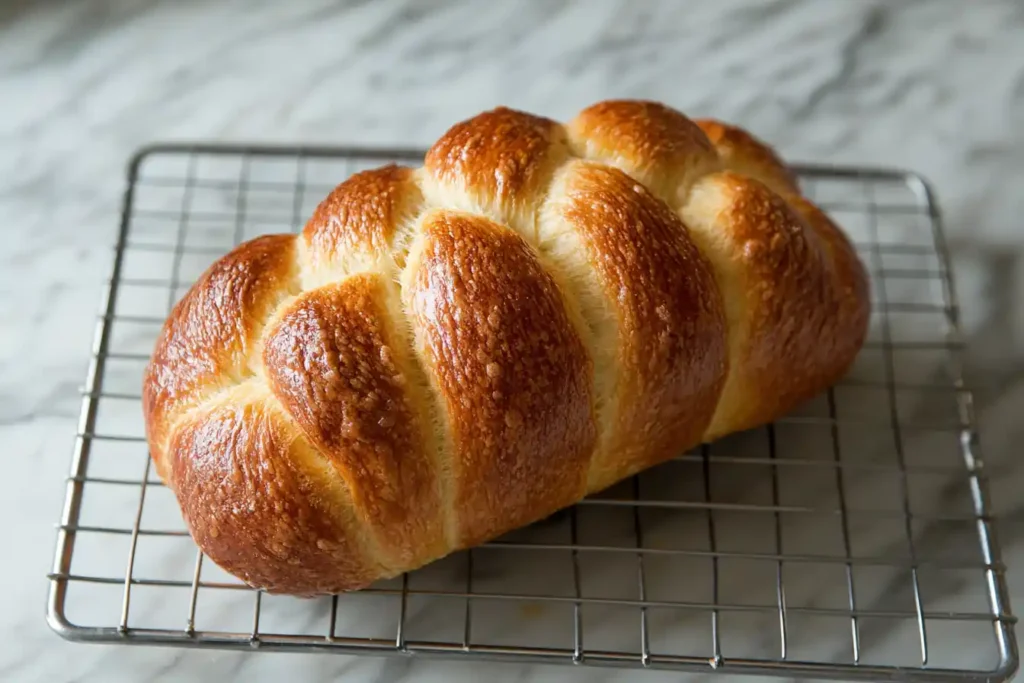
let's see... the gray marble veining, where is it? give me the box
[3,1,1022,681]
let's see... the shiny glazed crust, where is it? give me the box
[142,99,870,595]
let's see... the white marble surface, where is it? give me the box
[4,0,1024,681]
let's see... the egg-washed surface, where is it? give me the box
[142,99,870,595]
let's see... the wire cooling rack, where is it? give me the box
[47,143,1017,682]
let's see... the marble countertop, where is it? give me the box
[4,1,1023,681]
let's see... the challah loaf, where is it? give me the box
[142,100,870,595]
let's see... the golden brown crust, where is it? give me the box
[694,119,868,432]
[681,172,844,438]
[302,164,422,277]
[568,99,720,204]
[423,107,571,237]
[695,118,800,196]
[784,193,872,376]
[551,163,727,490]
[405,210,596,547]
[262,273,447,571]
[142,234,299,480]
[169,386,380,595]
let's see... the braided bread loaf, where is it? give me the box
[142,100,869,595]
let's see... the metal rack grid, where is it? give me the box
[47,142,1017,682]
